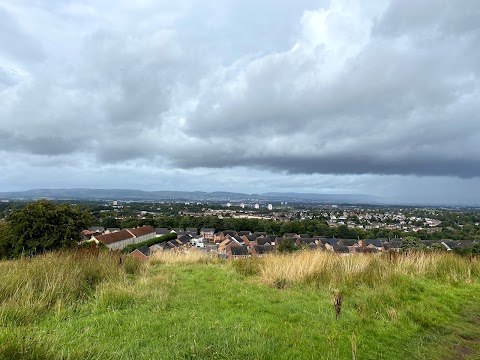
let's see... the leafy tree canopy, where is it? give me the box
[278,239,299,253]
[1,200,92,258]
[400,236,425,252]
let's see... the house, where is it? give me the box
[256,237,273,246]
[232,236,245,245]
[93,230,135,250]
[200,228,215,241]
[82,226,105,240]
[241,234,258,247]
[385,240,402,251]
[185,227,198,235]
[218,238,232,254]
[237,231,251,236]
[127,226,157,243]
[218,237,242,255]
[172,228,185,235]
[252,244,274,256]
[337,246,350,254]
[324,238,339,252]
[89,226,105,234]
[338,239,358,247]
[93,225,156,250]
[355,247,376,254]
[313,237,328,243]
[190,236,205,248]
[253,232,267,237]
[150,243,166,254]
[105,228,120,234]
[178,234,193,245]
[130,246,151,260]
[228,245,249,259]
[337,239,359,252]
[81,229,97,240]
[296,238,316,246]
[365,239,384,251]
[214,232,225,243]
[442,240,476,251]
[166,239,184,250]
[155,228,170,236]
[214,230,236,243]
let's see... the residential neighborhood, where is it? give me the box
[82,225,478,261]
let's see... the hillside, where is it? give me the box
[1,251,479,359]
[0,188,384,204]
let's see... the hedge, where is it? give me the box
[122,233,178,253]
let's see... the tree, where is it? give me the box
[2,200,92,258]
[400,236,425,252]
[472,243,480,255]
[430,243,445,252]
[0,221,11,258]
[102,217,121,228]
[278,239,298,253]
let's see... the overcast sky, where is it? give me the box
[1,0,480,205]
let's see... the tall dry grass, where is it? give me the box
[0,249,143,325]
[150,250,220,265]
[256,251,480,289]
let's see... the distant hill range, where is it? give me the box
[0,188,384,204]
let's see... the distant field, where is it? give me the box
[0,250,479,359]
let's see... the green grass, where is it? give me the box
[0,251,479,359]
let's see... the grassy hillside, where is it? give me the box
[0,250,479,359]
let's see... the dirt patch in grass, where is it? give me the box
[448,315,480,360]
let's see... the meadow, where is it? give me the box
[0,250,479,359]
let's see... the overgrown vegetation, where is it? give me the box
[1,250,479,359]
[0,250,143,328]
[252,251,480,289]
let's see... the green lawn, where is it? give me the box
[1,253,479,359]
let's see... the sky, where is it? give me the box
[1,0,480,205]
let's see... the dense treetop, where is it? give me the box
[0,200,92,258]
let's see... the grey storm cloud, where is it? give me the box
[0,7,45,64]
[1,0,480,180]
